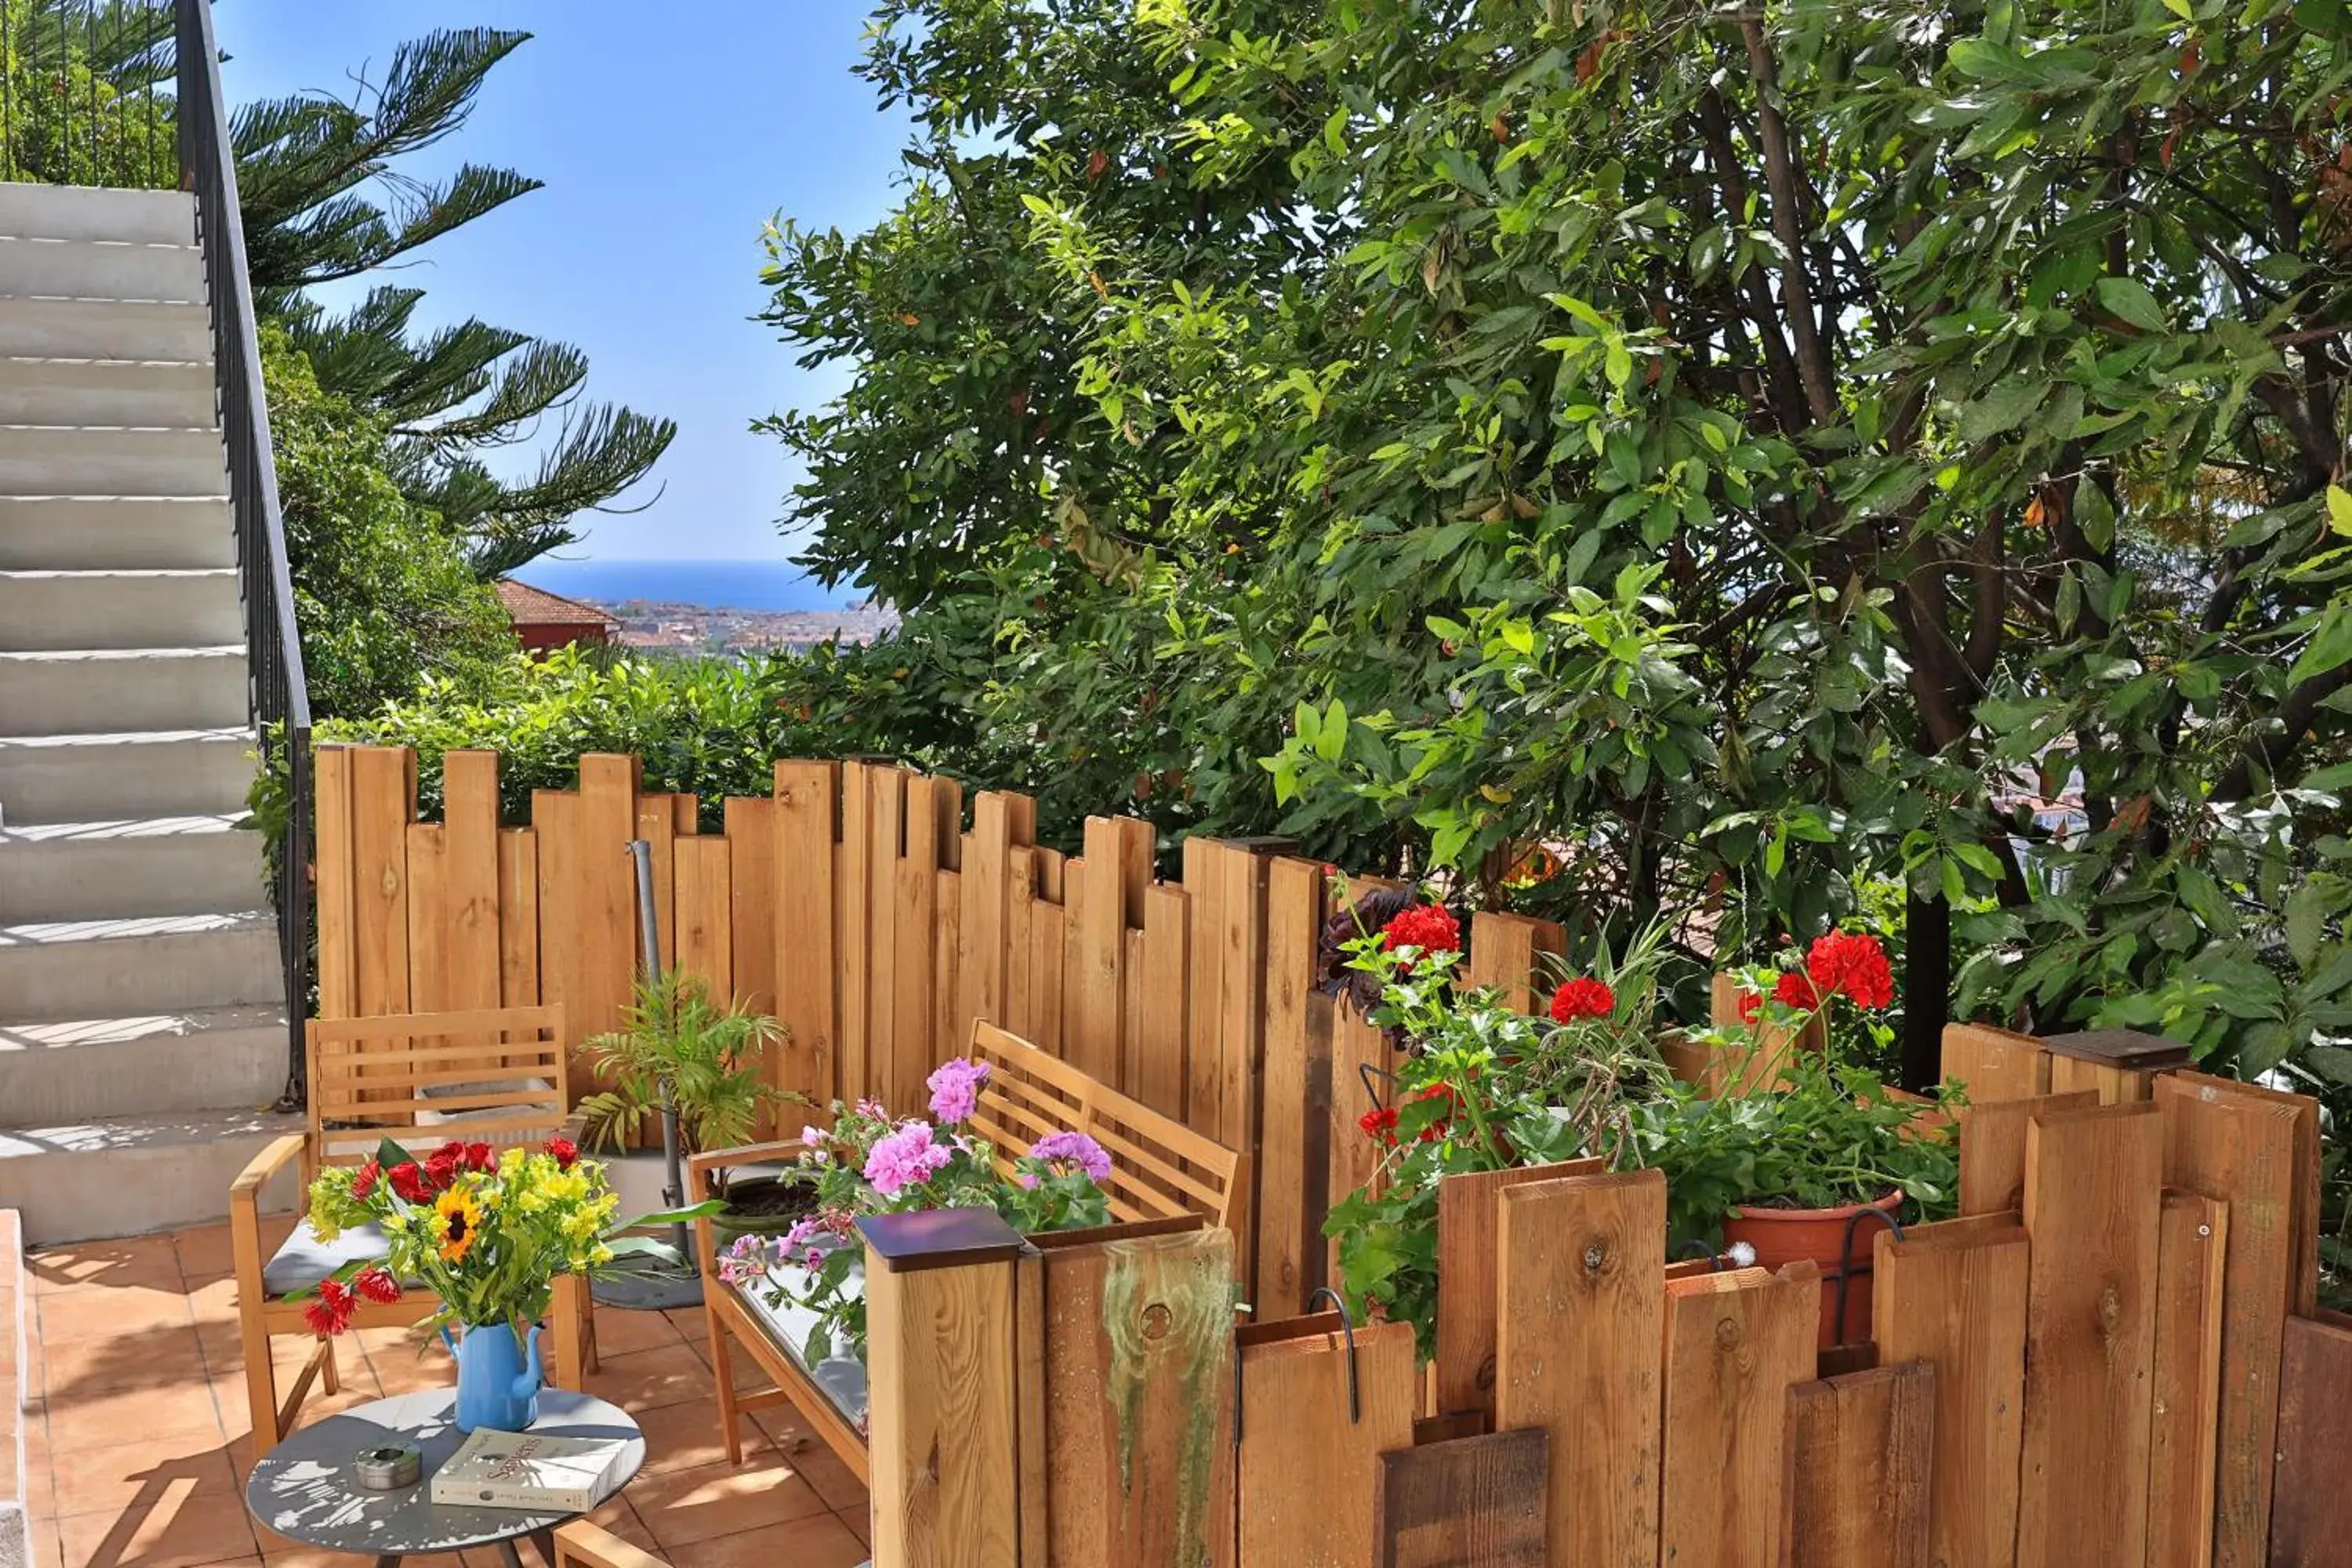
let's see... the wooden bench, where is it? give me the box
[688,1020,1249,1480]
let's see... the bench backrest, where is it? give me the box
[306,1005,570,1173]
[964,1021,1248,1234]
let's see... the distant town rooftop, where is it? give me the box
[496,578,620,632]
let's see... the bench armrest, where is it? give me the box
[686,1140,805,1181]
[232,1134,307,1203]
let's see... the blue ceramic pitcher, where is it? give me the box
[440,1320,543,1433]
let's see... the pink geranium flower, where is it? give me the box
[925,1058,991,1125]
[864,1120,954,1196]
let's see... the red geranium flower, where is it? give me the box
[1381,904,1461,960]
[1548,976,1615,1022]
[464,1142,495,1173]
[353,1266,401,1305]
[387,1161,432,1203]
[545,1137,579,1171]
[1737,990,1762,1025]
[1807,931,1894,1010]
[1773,970,1820,1011]
[303,1277,356,1336]
[1411,1082,1463,1142]
[1358,1106,1400,1146]
[350,1157,380,1201]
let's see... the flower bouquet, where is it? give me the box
[716,1056,1114,1371]
[304,1135,713,1430]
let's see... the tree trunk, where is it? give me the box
[1902,887,1949,1094]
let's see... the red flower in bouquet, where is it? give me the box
[350,1157,380,1201]
[464,1142,495,1174]
[387,1161,432,1203]
[353,1266,401,1305]
[1806,931,1894,1010]
[303,1277,356,1335]
[545,1137,579,1171]
[423,1142,463,1189]
[1381,904,1461,960]
[1548,976,1615,1022]
[1358,1105,1400,1146]
[1773,970,1820,1010]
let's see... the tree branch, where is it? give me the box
[1737,16,1839,427]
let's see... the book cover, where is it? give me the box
[429,1428,625,1512]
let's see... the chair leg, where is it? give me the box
[581,1292,601,1375]
[548,1274,587,1392]
[241,1310,284,1457]
[318,1333,341,1396]
[706,1306,745,1467]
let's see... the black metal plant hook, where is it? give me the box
[1306,1287,1363,1426]
[1828,1203,1907,1345]
[1674,1237,1733,1272]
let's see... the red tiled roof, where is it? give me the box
[496,578,619,630]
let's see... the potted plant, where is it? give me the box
[1623,930,1959,1347]
[578,971,800,1240]
[1323,892,1678,1359]
[303,1136,711,1431]
[717,1054,1116,1370]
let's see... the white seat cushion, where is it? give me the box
[728,1256,867,1429]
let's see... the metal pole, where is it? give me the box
[626,840,692,1264]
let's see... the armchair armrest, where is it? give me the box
[685,1139,807,1180]
[554,1522,672,1568]
[232,1134,307,1203]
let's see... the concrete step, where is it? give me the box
[0,237,205,304]
[0,497,234,570]
[0,424,224,496]
[0,568,243,652]
[0,1004,285,1125]
[0,644,247,735]
[0,185,194,247]
[0,728,256,824]
[0,297,209,361]
[0,1106,306,1244]
[0,815,262,921]
[0,910,284,1020]
[0,358,215,426]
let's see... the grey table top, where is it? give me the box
[244,1390,644,1557]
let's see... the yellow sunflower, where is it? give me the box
[434,1186,485,1263]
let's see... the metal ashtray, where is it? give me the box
[352,1443,423,1492]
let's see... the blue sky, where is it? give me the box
[215,1,910,563]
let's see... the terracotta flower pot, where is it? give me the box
[1719,1191,1903,1349]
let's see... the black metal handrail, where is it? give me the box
[173,0,314,1108]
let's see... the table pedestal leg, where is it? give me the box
[374,1557,401,1568]
[530,1527,557,1567]
[498,1541,527,1568]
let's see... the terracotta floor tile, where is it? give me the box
[583,1307,684,1360]
[27,1519,67,1568]
[661,1310,707,1341]
[45,1435,239,1519]
[180,1280,244,1331]
[42,1327,210,1402]
[833,1507,868,1548]
[583,1345,708,1414]
[626,1399,765,1476]
[255,1529,472,1568]
[56,1491,260,1568]
[662,1514,870,1568]
[626,1457,827,1548]
[28,1240,184,1297]
[45,1381,226,1457]
[745,1412,864,1508]
[38,1288,193,1345]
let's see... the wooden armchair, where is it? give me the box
[690,1019,1250,1481]
[230,1004,588,1454]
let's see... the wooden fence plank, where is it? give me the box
[773,760,837,1108]
[865,1243,1021,1568]
[1135,886,1189,1126]
[867,766,904,1104]
[313,746,358,1017]
[1181,836,1228,1154]
[1376,1430,1547,1568]
[1218,844,1269,1175]
[1957,1091,2099,1216]
[1237,1317,1417,1568]
[838,760,872,1104]
[497,828,539,1007]
[1465,911,1563,1014]
[438,750,503,1017]
[893,775,942,1109]
[1782,1363,1934,1568]
[1031,895,1066,1058]
[2018,1102,2162,1568]
[1874,1225,2028,1568]
[2268,1314,2352,1568]
[1257,857,1325,1317]
[1494,1168,1666,1568]
[1434,1160,1608,1421]
[404,822,448,1017]
[350,745,416,1016]
[2147,1190,2227,1568]
[956,791,1016,1047]
[2168,1069,2322,1317]
[1941,1022,2051,1101]
[1041,1229,1235,1568]
[936,869,961,1070]
[2154,1075,2304,1568]
[724,796,777,1020]
[634,791,678,973]
[1005,846,1036,1041]
[672,836,731,1001]
[1325,994,1387,1291]
[1660,1264,1820,1568]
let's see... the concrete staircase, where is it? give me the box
[0,184,300,1246]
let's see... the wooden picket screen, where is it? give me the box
[312,746,1558,1315]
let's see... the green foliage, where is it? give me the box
[579,973,786,1183]
[266,328,512,721]
[0,1,175,188]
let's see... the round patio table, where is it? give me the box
[244,1389,644,1568]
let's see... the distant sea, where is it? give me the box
[516,559,851,613]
